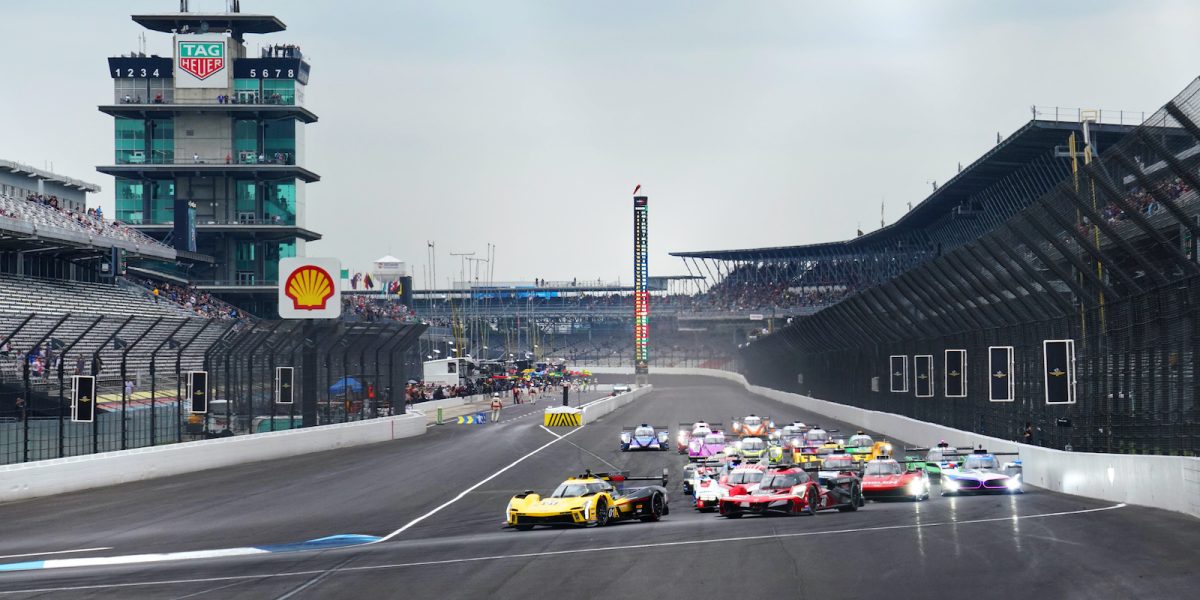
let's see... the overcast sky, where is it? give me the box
[4,0,1200,288]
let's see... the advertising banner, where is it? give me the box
[279,257,342,319]
[175,34,228,88]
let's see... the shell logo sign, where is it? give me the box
[278,257,342,319]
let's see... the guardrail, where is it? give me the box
[0,413,425,503]
[579,366,1200,518]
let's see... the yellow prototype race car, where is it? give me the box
[845,433,895,464]
[506,469,670,530]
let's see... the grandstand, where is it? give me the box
[739,77,1200,455]
[672,119,1137,318]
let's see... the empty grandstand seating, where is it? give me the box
[0,273,196,319]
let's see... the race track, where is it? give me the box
[0,375,1197,599]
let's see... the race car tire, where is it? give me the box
[838,483,861,512]
[595,498,610,527]
[683,482,693,495]
[805,487,818,516]
[640,493,665,522]
[514,525,534,531]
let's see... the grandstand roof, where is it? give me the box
[0,159,100,193]
[671,119,1136,261]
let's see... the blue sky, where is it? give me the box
[4,0,1200,287]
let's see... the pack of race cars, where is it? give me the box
[505,416,1023,530]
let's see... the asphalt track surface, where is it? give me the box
[0,375,1197,599]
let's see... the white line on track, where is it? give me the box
[0,548,112,560]
[538,425,562,439]
[373,425,584,543]
[0,503,1127,595]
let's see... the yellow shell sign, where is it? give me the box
[278,257,342,319]
[286,265,334,310]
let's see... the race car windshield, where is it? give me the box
[550,484,590,498]
[704,434,724,444]
[729,470,764,484]
[865,462,903,476]
[848,435,873,448]
[823,456,854,469]
[760,473,804,489]
[741,439,764,451]
[805,430,829,443]
[743,417,761,427]
[963,455,999,471]
[634,427,654,437]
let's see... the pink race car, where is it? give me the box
[688,431,728,461]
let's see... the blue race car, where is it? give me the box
[941,449,1023,495]
[620,424,671,451]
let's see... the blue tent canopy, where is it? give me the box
[330,376,363,395]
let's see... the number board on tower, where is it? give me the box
[108,57,173,79]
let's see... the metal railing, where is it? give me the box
[0,314,424,465]
[1032,105,1147,125]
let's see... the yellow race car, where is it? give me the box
[506,469,670,530]
[845,433,894,463]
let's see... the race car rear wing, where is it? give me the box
[580,468,670,487]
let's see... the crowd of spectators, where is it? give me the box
[0,192,166,249]
[126,275,244,320]
[1095,176,1191,225]
[342,296,419,323]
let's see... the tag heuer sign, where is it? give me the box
[179,42,224,79]
[175,34,228,88]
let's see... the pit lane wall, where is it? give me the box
[579,385,652,424]
[583,367,1200,518]
[0,413,425,503]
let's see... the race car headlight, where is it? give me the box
[621,434,631,443]
[1006,477,1021,490]
[907,480,924,494]
[943,479,959,491]
[583,499,593,518]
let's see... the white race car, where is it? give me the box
[693,462,767,512]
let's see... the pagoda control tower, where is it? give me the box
[98,1,321,315]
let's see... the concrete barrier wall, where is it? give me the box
[580,386,652,424]
[583,366,1200,518]
[0,413,426,503]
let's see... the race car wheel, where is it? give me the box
[838,484,860,512]
[804,487,818,516]
[720,506,742,519]
[640,493,664,522]
[595,498,610,527]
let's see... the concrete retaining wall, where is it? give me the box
[0,413,425,503]
[580,386,652,424]
[584,366,1200,518]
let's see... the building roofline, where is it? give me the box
[0,159,101,193]
[131,13,286,36]
[670,119,1140,261]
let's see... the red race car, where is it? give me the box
[718,465,862,518]
[860,458,931,501]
